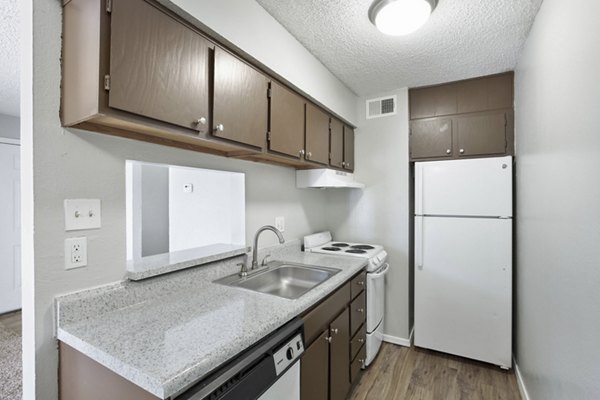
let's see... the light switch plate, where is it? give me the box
[64,199,102,231]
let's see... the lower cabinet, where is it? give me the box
[300,270,366,400]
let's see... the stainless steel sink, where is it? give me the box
[215,261,340,299]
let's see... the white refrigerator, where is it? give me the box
[414,156,512,369]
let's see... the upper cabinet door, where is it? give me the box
[343,126,355,171]
[457,73,513,114]
[213,48,268,149]
[269,82,305,158]
[330,119,344,169]
[109,0,210,131]
[305,103,330,165]
[456,112,508,157]
[410,84,458,119]
[410,118,453,159]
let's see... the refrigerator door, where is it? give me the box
[414,216,512,368]
[415,156,512,217]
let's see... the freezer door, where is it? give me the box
[414,216,512,368]
[415,156,512,217]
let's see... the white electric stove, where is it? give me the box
[303,232,389,367]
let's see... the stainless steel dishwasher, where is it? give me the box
[175,318,304,400]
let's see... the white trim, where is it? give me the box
[0,137,20,146]
[383,328,414,347]
[514,358,531,400]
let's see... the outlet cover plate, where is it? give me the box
[64,199,101,231]
[65,237,88,270]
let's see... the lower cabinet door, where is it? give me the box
[329,308,350,400]
[301,330,329,400]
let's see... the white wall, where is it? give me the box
[0,113,20,140]
[168,166,245,251]
[164,0,357,125]
[326,89,411,340]
[23,0,356,398]
[514,0,600,398]
[141,164,170,257]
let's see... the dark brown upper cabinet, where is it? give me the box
[305,103,330,166]
[343,126,355,171]
[108,0,211,132]
[409,72,514,161]
[213,48,269,149]
[456,111,511,157]
[457,73,513,114]
[268,82,305,158]
[330,119,345,169]
[410,118,453,159]
[410,84,458,119]
[61,0,355,172]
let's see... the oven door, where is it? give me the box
[366,263,389,333]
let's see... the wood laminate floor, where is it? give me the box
[349,343,521,400]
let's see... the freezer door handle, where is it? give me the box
[416,217,424,270]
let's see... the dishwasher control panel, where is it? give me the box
[272,333,304,376]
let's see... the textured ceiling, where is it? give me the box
[256,0,543,96]
[0,0,19,116]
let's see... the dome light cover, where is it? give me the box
[369,0,438,36]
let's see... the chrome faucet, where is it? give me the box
[252,225,285,270]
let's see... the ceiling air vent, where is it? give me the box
[366,95,397,119]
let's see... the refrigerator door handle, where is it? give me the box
[415,163,424,215]
[416,217,424,270]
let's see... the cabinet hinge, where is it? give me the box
[267,131,271,141]
[104,74,110,91]
[267,88,272,98]
[106,0,112,13]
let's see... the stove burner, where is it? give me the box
[331,243,350,247]
[351,245,375,250]
[346,249,367,254]
[322,247,342,251]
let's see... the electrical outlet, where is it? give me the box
[65,237,88,270]
[275,216,285,232]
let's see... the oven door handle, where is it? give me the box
[372,263,390,277]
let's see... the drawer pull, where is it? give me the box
[357,308,364,313]
[358,338,365,344]
[357,281,365,286]
[324,336,332,343]
[331,328,339,335]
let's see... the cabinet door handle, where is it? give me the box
[346,162,351,168]
[194,117,207,126]
[341,161,346,167]
[214,123,224,132]
[307,151,312,159]
[331,328,339,335]
[324,336,332,343]
[357,308,364,313]
[446,149,451,154]
[299,149,305,157]
[459,148,465,154]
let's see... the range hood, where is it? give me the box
[296,169,365,189]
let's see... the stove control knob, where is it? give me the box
[286,347,294,360]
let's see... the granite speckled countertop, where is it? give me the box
[55,242,367,399]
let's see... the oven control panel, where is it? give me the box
[272,333,304,376]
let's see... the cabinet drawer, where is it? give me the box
[350,324,366,362]
[303,283,351,344]
[350,291,366,337]
[350,344,366,384]
[350,272,366,300]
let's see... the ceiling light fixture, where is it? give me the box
[369,0,438,36]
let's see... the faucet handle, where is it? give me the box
[238,262,248,277]
[261,254,272,266]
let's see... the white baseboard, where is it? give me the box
[514,358,531,400]
[383,328,413,347]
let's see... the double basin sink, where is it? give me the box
[215,261,340,300]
